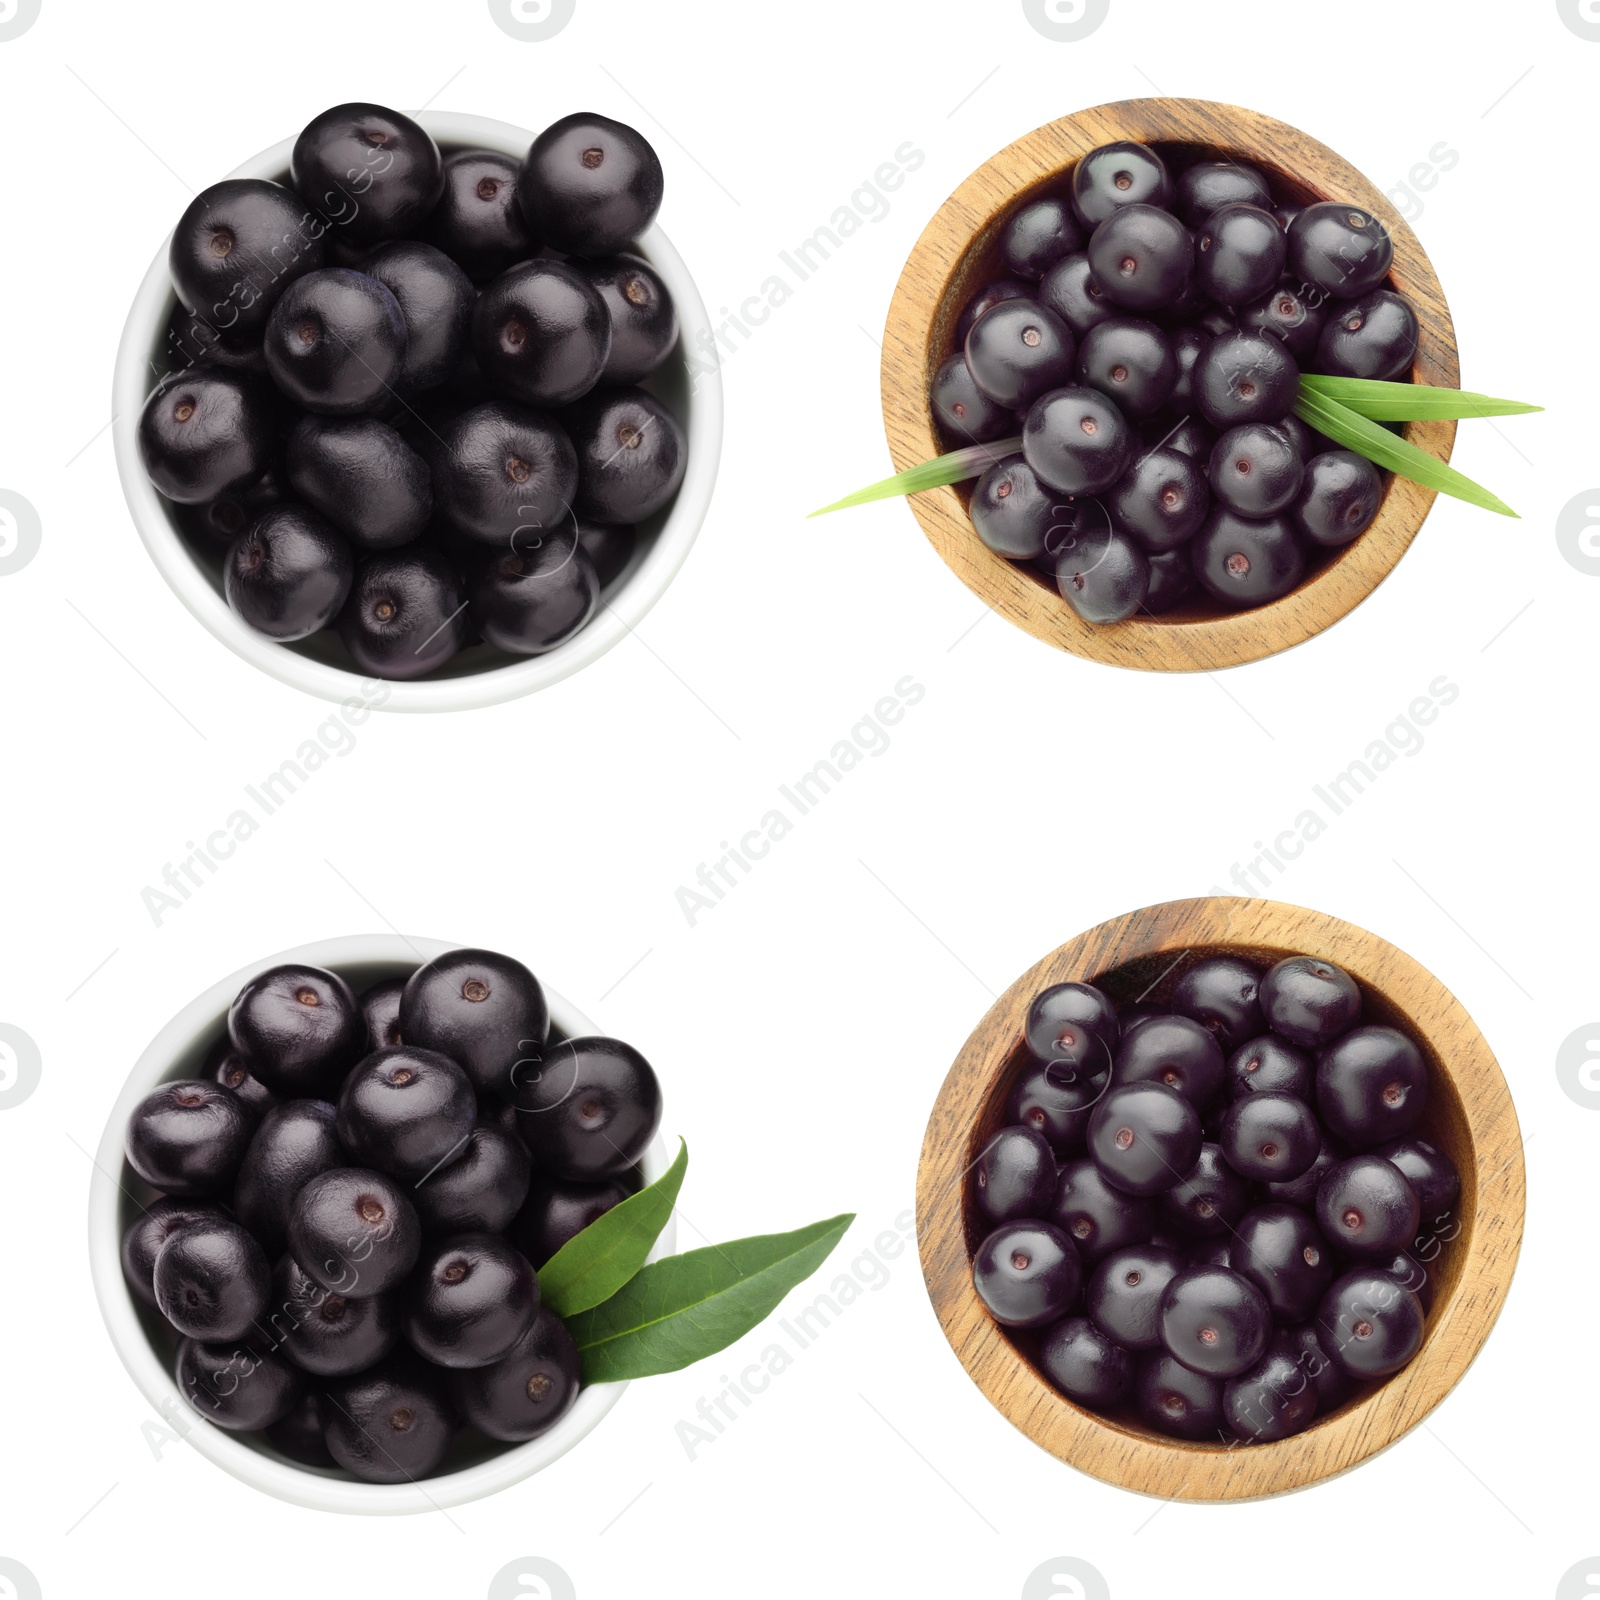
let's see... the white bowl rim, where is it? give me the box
[111,110,723,713]
[86,932,678,1516]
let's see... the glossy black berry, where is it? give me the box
[931,353,1015,445]
[336,1047,476,1182]
[184,466,287,547]
[1025,387,1133,497]
[1376,1137,1459,1220]
[400,948,550,1101]
[1024,982,1120,1072]
[1208,423,1303,518]
[1318,289,1418,381]
[451,1305,582,1441]
[1192,509,1304,608]
[955,278,1031,347]
[972,1220,1082,1327]
[125,1079,254,1198]
[1072,142,1175,226]
[577,518,637,588]
[1226,1034,1314,1101]
[1284,1321,1353,1412]
[138,367,277,505]
[1055,525,1150,623]
[1239,280,1327,361]
[1001,195,1084,279]
[518,112,663,256]
[1264,1138,1339,1210]
[359,978,406,1054]
[339,546,469,679]
[403,1232,538,1368]
[1158,1264,1271,1377]
[1160,1142,1251,1238]
[1288,201,1394,298]
[1260,956,1361,1047]
[512,1174,632,1267]
[1224,1336,1319,1441]
[170,179,325,341]
[1039,253,1116,337]
[293,103,444,245]
[1135,1351,1223,1440]
[1194,330,1299,427]
[467,526,599,656]
[1106,446,1209,551]
[1114,1014,1226,1109]
[966,299,1076,411]
[424,149,535,279]
[232,1099,343,1255]
[973,1125,1057,1224]
[513,1036,661,1180]
[1295,450,1383,547]
[1175,159,1272,227]
[166,304,268,377]
[413,1123,532,1237]
[1088,1082,1202,1197]
[224,504,353,640]
[971,455,1066,559]
[264,269,408,415]
[473,260,611,407]
[122,1200,233,1308]
[1232,1203,1333,1321]
[1317,1025,1428,1147]
[583,254,678,385]
[1051,1159,1154,1265]
[267,1391,334,1466]
[268,1252,398,1376]
[153,1217,271,1340]
[430,401,578,546]
[1170,956,1264,1052]
[228,964,366,1097]
[1087,205,1192,313]
[1005,1061,1106,1159]
[1142,546,1195,613]
[1039,1315,1132,1409]
[566,387,687,524]
[289,1168,422,1296]
[1219,1092,1321,1183]
[1076,316,1177,418]
[324,1353,456,1482]
[177,1338,302,1432]
[363,241,475,393]
[1316,1155,1421,1262]
[1194,204,1285,308]
[1317,1269,1424,1378]
[1086,1243,1182,1351]
[1148,413,1215,463]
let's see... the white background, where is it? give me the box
[0,0,1594,1595]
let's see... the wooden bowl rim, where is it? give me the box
[880,98,1461,672]
[914,896,1525,1501]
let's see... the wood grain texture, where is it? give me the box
[881,99,1460,672]
[915,898,1523,1501]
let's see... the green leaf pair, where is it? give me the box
[810,375,1540,520]
[535,1137,854,1384]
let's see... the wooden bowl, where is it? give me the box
[881,100,1460,672]
[915,897,1524,1501]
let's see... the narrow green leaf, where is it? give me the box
[567,1212,855,1383]
[1293,389,1518,518]
[1298,374,1542,421]
[809,438,1022,516]
[537,1138,688,1318]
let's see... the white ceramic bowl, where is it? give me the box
[87,933,677,1515]
[111,112,723,713]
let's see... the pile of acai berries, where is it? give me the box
[935,143,1415,623]
[121,947,660,1481]
[138,103,686,679]
[968,953,1458,1443]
